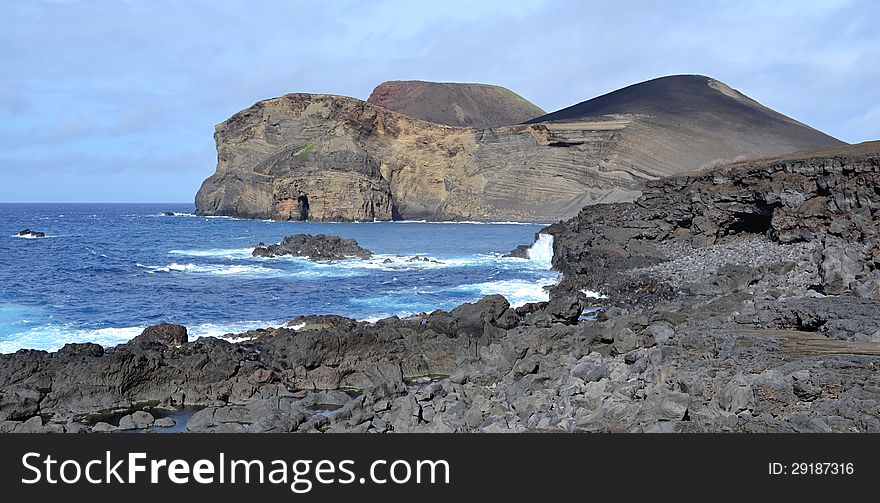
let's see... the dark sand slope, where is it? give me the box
[368,80,545,129]
[527,75,845,177]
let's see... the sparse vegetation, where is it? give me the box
[294,142,316,156]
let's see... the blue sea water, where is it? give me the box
[0,203,556,353]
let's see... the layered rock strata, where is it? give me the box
[196,76,843,222]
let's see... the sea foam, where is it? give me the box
[0,324,144,353]
[526,233,554,266]
[11,234,54,239]
[168,248,255,259]
[136,262,282,277]
[0,320,291,353]
[456,275,559,307]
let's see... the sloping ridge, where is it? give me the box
[368,80,545,129]
[526,75,844,175]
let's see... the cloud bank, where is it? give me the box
[0,0,877,202]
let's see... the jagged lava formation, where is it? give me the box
[195,75,843,222]
[547,141,880,300]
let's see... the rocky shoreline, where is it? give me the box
[2,142,879,433]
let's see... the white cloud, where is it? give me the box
[0,0,877,202]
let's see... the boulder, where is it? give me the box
[153,417,176,428]
[503,244,531,259]
[118,411,154,430]
[132,323,188,347]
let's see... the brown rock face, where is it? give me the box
[196,76,844,222]
[367,80,545,128]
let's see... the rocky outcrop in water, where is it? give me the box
[252,234,373,260]
[195,76,842,222]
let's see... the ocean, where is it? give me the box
[0,203,556,353]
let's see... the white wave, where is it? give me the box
[333,254,458,270]
[136,260,361,279]
[189,320,283,341]
[0,325,144,353]
[11,233,54,239]
[136,262,282,277]
[526,233,554,266]
[455,274,559,307]
[161,212,196,217]
[251,251,555,277]
[137,262,197,273]
[314,253,533,272]
[359,312,416,323]
[168,248,255,259]
[0,320,290,353]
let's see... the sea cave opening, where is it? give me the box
[297,195,310,221]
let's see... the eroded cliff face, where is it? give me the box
[195,93,649,221]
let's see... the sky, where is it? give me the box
[1,0,878,203]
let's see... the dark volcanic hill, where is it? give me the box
[526,75,844,174]
[196,75,846,222]
[367,80,545,128]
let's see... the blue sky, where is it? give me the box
[1,0,878,202]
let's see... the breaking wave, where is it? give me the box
[11,234,55,239]
[526,233,554,266]
[455,275,558,307]
[168,248,255,259]
[0,325,144,353]
[135,262,283,277]
[0,320,289,353]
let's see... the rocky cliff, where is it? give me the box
[547,141,880,301]
[195,76,844,222]
[194,93,645,221]
[367,80,545,128]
